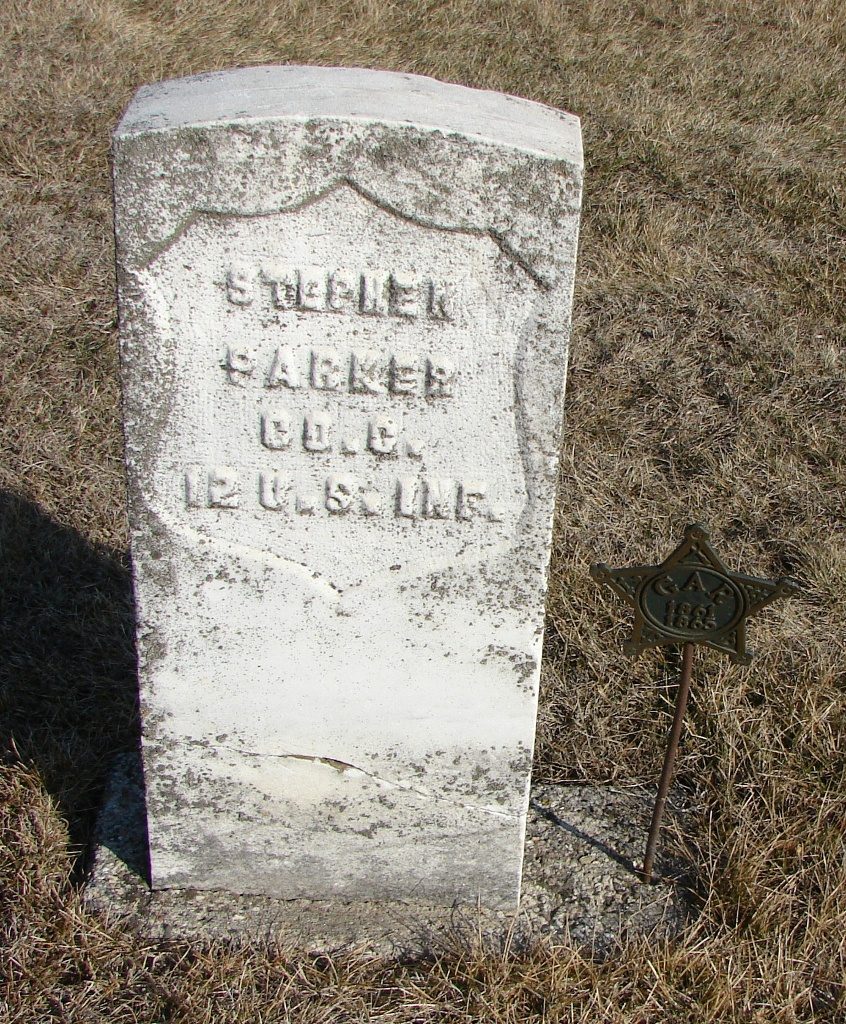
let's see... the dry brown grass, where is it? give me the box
[1,0,844,1020]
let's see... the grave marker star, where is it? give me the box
[590,523,797,882]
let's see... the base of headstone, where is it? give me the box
[84,754,691,956]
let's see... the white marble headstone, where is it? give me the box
[114,66,582,909]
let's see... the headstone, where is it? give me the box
[114,66,582,910]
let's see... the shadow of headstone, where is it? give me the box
[0,490,139,871]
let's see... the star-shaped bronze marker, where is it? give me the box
[591,523,798,665]
[590,523,797,882]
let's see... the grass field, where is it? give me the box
[1,0,844,1020]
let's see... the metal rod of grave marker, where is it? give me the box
[642,641,694,884]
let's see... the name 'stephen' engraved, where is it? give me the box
[184,468,502,522]
[225,263,458,321]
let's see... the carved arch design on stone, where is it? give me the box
[142,176,550,290]
[130,180,561,595]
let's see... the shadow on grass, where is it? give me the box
[0,490,139,877]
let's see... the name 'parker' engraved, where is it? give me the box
[223,346,455,399]
[184,468,503,521]
[225,263,459,320]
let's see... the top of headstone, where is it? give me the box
[115,65,582,165]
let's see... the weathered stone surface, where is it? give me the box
[85,754,690,955]
[114,66,583,908]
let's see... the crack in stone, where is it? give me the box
[219,745,516,820]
